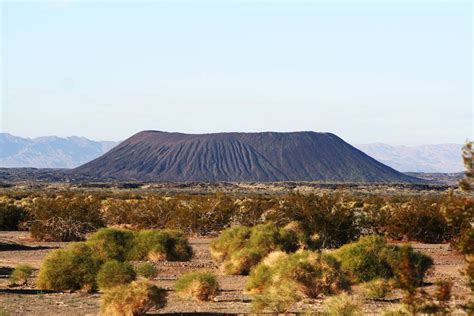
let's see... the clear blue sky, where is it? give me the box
[1,0,472,145]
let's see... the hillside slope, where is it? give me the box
[356,143,463,173]
[0,133,118,168]
[74,131,418,183]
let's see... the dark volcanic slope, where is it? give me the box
[73,131,418,183]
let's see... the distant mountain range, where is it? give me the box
[0,133,118,168]
[355,143,464,173]
[0,133,464,173]
[73,131,415,183]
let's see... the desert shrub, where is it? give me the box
[37,242,102,291]
[248,250,348,312]
[100,280,167,315]
[381,199,449,243]
[0,202,28,231]
[175,272,219,301]
[8,264,34,286]
[361,278,391,299]
[30,195,103,241]
[334,236,433,285]
[127,229,193,262]
[334,235,397,283]
[277,193,361,248]
[222,248,262,275]
[389,245,434,311]
[322,293,362,316]
[87,228,135,261]
[209,226,251,263]
[211,221,313,275]
[134,262,157,279]
[168,194,237,235]
[96,260,136,290]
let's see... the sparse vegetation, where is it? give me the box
[322,293,362,316]
[175,272,219,301]
[100,280,167,315]
[247,250,348,312]
[30,195,103,241]
[8,264,34,286]
[361,278,391,299]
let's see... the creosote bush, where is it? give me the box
[134,262,157,279]
[334,236,433,285]
[0,201,27,231]
[175,272,219,301]
[100,280,167,316]
[96,260,136,291]
[211,221,314,275]
[247,250,348,312]
[37,242,102,291]
[322,293,362,316]
[30,195,103,241]
[8,264,34,286]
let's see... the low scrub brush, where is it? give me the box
[8,264,34,286]
[134,262,157,279]
[37,242,102,291]
[247,250,349,312]
[175,272,219,301]
[100,280,167,315]
[96,260,136,291]
[322,293,362,316]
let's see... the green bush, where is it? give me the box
[361,278,391,299]
[333,235,396,283]
[96,260,136,291]
[209,226,251,263]
[247,250,348,312]
[37,242,102,291]
[127,229,193,262]
[8,264,34,286]
[0,202,27,231]
[87,228,135,261]
[322,293,362,316]
[134,262,157,279]
[175,272,219,301]
[100,280,167,315]
[334,235,433,285]
[211,222,313,275]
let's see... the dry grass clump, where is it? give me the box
[175,272,219,301]
[322,293,362,316]
[333,235,433,285]
[361,278,391,299]
[37,242,102,291]
[211,221,313,275]
[96,260,136,291]
[100,280,167,315]
[247,250,349,312]
[8,264,34,286]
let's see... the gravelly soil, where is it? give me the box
[0,231,470,315]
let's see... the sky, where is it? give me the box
[0,0,472,145]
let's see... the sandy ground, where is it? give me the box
[0,231,471,315]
